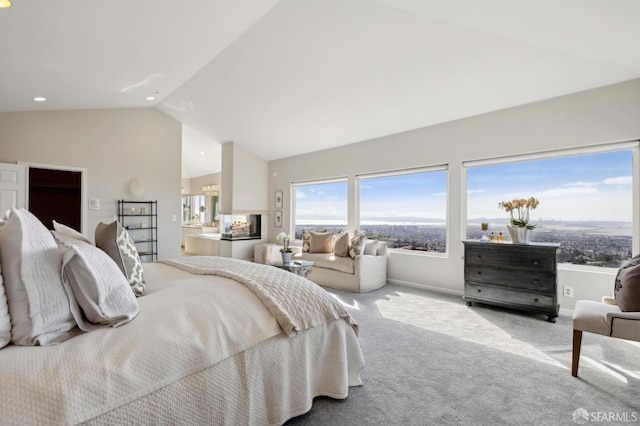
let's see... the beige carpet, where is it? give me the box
[287,284,640,425]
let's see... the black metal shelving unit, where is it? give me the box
[117,200,158,261]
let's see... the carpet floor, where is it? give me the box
[286,284,640,426]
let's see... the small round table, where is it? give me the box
[270,260,314,278]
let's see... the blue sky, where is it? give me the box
[295,149,633,223]
[467,150,632,222]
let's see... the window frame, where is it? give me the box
[290,177,349,241]
[356,164,449,256]
[461,140,640,269]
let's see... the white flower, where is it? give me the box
[276,232,291,252]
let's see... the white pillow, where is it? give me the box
[363,239,380,256]
[52,220,92,245]
[0,216,10,349]
[0,208,77,346]
[55,236,139,330]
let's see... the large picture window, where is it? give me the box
[465,146,635,268]
[358,167,448,253]
[292,179,348,239]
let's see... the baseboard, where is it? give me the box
[386,279,464,297]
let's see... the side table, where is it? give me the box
[270,260,314,278]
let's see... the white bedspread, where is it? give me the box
[1,263,283,425]
[158,256,359,337]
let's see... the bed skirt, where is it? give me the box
[84,318,364,425]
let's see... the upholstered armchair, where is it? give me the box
[572,297,640,377]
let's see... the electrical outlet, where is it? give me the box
[172,215,177,221]
[563,286,574,298]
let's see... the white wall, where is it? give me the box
[0,108,183,260]
[221,141,268,213]
[268,78,640,309]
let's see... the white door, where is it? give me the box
[0,163,25,213]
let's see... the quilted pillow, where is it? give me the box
[614,254,640,312]
[54,235,139,330]
[95,221,145,296]
[53,220,92,244]
[334,231,350,257]
[309,231,334,253]
[349,230,367,258]
[0,208,77,346]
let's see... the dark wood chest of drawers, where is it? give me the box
[463,240,561,322]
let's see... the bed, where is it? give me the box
[0,209,365,425]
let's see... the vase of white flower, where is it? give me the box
[276,231,293,264]
[499,197,539,244]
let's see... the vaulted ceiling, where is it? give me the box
[2,0,639,178]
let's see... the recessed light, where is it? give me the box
[0,0,12,9]
[200,151,206,156]
[146,96,155,101]
[33,96,47,102]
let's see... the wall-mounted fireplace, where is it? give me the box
[220,214,261,240]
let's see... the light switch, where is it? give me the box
[89,198,100,210]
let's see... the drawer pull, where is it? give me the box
[532,260,539,265]
[534,298,539,303]
[533,279,539,284]
[476,271,482,277]
[477,289,482,293]
[476,255,482,260]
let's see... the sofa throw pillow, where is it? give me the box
[349,230,367,258]
[309,231,334,253]
[364,239,380,256]
[53,220,92,245]
[302,229,312,252]
[614,254,640,312]
[0,208,77,346]
[334,231,350,257]
[55,236,139,330]
[95,221,145,296]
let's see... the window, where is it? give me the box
[292,179,348,239]
[358,167,448,253]
[465,145,635,268]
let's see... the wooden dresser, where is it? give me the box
[463,240,561,322]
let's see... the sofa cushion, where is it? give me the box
[614,254,640,312]
[295,253,355,274]
[309,231,334,253]
[334,231,350,257]
[349,230,367,258]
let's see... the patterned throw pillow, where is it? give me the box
[95,221,145,296]
[614,254,640,312]
[334,231,350,257]
[302,229,312,252]
[349,230,367,258]
[309,231,334,253]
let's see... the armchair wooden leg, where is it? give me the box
[572,329,583,377]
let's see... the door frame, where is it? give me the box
[18,162,88,234]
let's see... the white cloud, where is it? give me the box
[603,176,632,185]
[538,187,598,198]
[467,189,485,194]
[562,181,597,188]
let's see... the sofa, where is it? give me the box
[254,232,388,293]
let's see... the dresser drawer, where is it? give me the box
[465,283,555,311]
[465,267,556,293]
[465,248,555,272]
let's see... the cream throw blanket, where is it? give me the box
[158,256,359,337]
